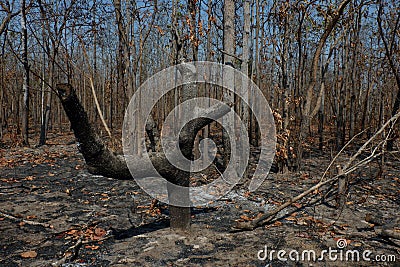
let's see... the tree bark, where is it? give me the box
[21,0,29,146]
[377,2,400,151]
[222,0,235,168]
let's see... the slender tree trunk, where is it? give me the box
[377,2,400,150]
[21,0,29,146]
[337,78,345,150]
[318,82,325,151]
[222,0,235,167]
[240,0,250,178]
[113,0,128,108]
[297,0,351,167]
[39,60,53,146]
[250,0,260,147]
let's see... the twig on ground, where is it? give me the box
[51,219,112,267]
[52,237,83,267]
[0,184,31,190]
[0,210,54,229]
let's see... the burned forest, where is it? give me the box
[0,0,399,266]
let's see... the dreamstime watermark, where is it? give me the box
[257,239,397,264]
[122,61,276,207]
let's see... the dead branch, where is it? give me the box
[374,228,400,241]
[365,213,400,241]
[234,112,400,230]
[0,210,53,229]
[51,237,83,267]
[365,213,388,226]
[219,49,243,62]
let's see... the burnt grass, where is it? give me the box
[0,133,399,267]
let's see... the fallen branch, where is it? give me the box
[365,214,400,241]
[374,228,400,241]
[0,210,53,229]
[234,112,400,230]
[234,175,340,230]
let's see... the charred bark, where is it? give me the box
[56,83,231,230]
[57,83,230,179]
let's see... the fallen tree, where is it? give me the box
[56,80,232,230]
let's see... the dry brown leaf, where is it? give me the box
[292,203,302,209]
[239,215,252,221]
[21,251,37,258]
[269,221,283,227]
[66,229,79,236]
[94,227,106,237]
[85,245,99,250]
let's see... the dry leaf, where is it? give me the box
[64,251,73,257]
[293,203,302,208]
[240,215,252,221]
[66,229,79,235]
[94,227,106,237]
[21,251,37,258]
[85,245,99,250]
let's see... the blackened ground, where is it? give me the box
[0,133,399,266]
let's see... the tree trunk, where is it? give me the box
[113,0,129,108]
[239,0,250,177]
[222,0,235,168]
[251,0,260,147]
[296,0,351,167]
[21,0,29,146]
[377,2,400,151]
[39,60,53,146]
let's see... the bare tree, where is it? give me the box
[0,1,19,37]
[296,0,351,167]
[36,0,76,146]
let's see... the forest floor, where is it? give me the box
[0,132,399,267]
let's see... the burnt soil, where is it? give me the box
[0,132,399,267]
